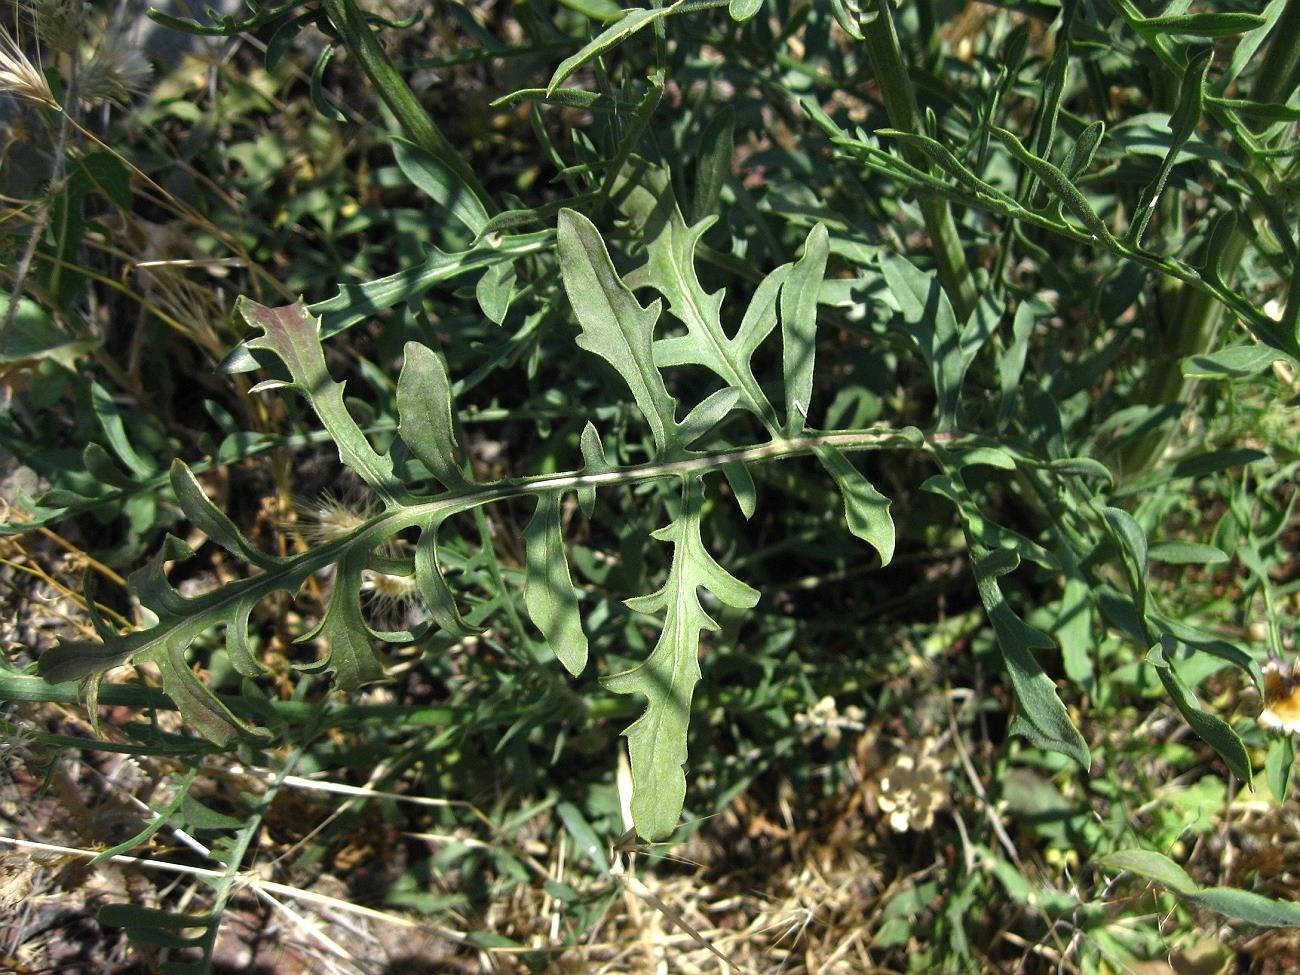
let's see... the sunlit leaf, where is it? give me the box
[525,492,588,675]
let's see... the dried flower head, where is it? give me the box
[25,0,83,54]
[0,24,55,107]
[80,36,152,106]
[876,736,949,832]
[290,490,379,546]
[361,566,421,626]
[793,695,866,748]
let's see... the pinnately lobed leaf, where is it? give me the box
[603,476,759,839]
[239,297,407,505]
[557,209,678,454]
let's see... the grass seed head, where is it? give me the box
[0,25,55,107]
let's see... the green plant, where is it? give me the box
[4,0,1300,971]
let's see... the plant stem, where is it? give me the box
[320,0,495,215]
[1117,0,1300,477]
[858,0,977,320]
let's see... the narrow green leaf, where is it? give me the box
[83,443,136,488]
[1062,121,1105,180]
[722,460,757,519]
[415,523,481,638]
[1266,736,1295,803]
[547,5,681,94]
[475,260,516,325]
[392,136,489,236]
[1056,573,1094,685]
[98,904,213,932]
[129,540,196,619]
[269,231,552,345]
[309,43,345,121]
[1147,641,1251,783]
[90,771,197,865]
[556,801,611,874]
[973,549,1090,768]
[1101,848,1300,926]
[677,387,740,448]
[1149,612,1263,689]
[691,107,734,224]
[1190,888,1300,927]
[992,126,1118,247]
[577,421,609,518]
[780,223,829,435]
[1147,541,1230,565]
[880,255,965,431]
[170,461,281,569]
[558,209,677,454]
[604,476,758,839]
[90,380,156,477]
[1099,850,1200,896]
[1170,447,1269,479]
[814,445,894,565]
[225,596,262,677]
[1047,457,1114,484]
[879,129,1012,202]
[154,640,263,746]
[397,342,469,490]
[829,0,865,39]
[1138,12,1267,37]
[1182,345,1282,379]
[524,492,588,676]
[181,794,244,831]
[998,298,1038,425]
[957,446,1017,471]
[1126,48,1211,246]
[557,0,623,20]
[1102,506,1149,623]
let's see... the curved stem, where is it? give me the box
[857,0,977,320]
[319,0,495,215]
[1117,0,1300,477]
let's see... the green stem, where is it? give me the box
[320,0,495,214]
[858,0,977,320]
[1118,0,1300,477]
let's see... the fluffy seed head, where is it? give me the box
[290,490,378,545]
[80,37,152,106]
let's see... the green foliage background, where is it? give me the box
[2,0,1300,971]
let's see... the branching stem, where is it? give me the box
[857,0,977,320]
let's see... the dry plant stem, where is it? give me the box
[1,59,77,346]
[0,835,475,944]
[319,0,495,215]
[858,0,977,321]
